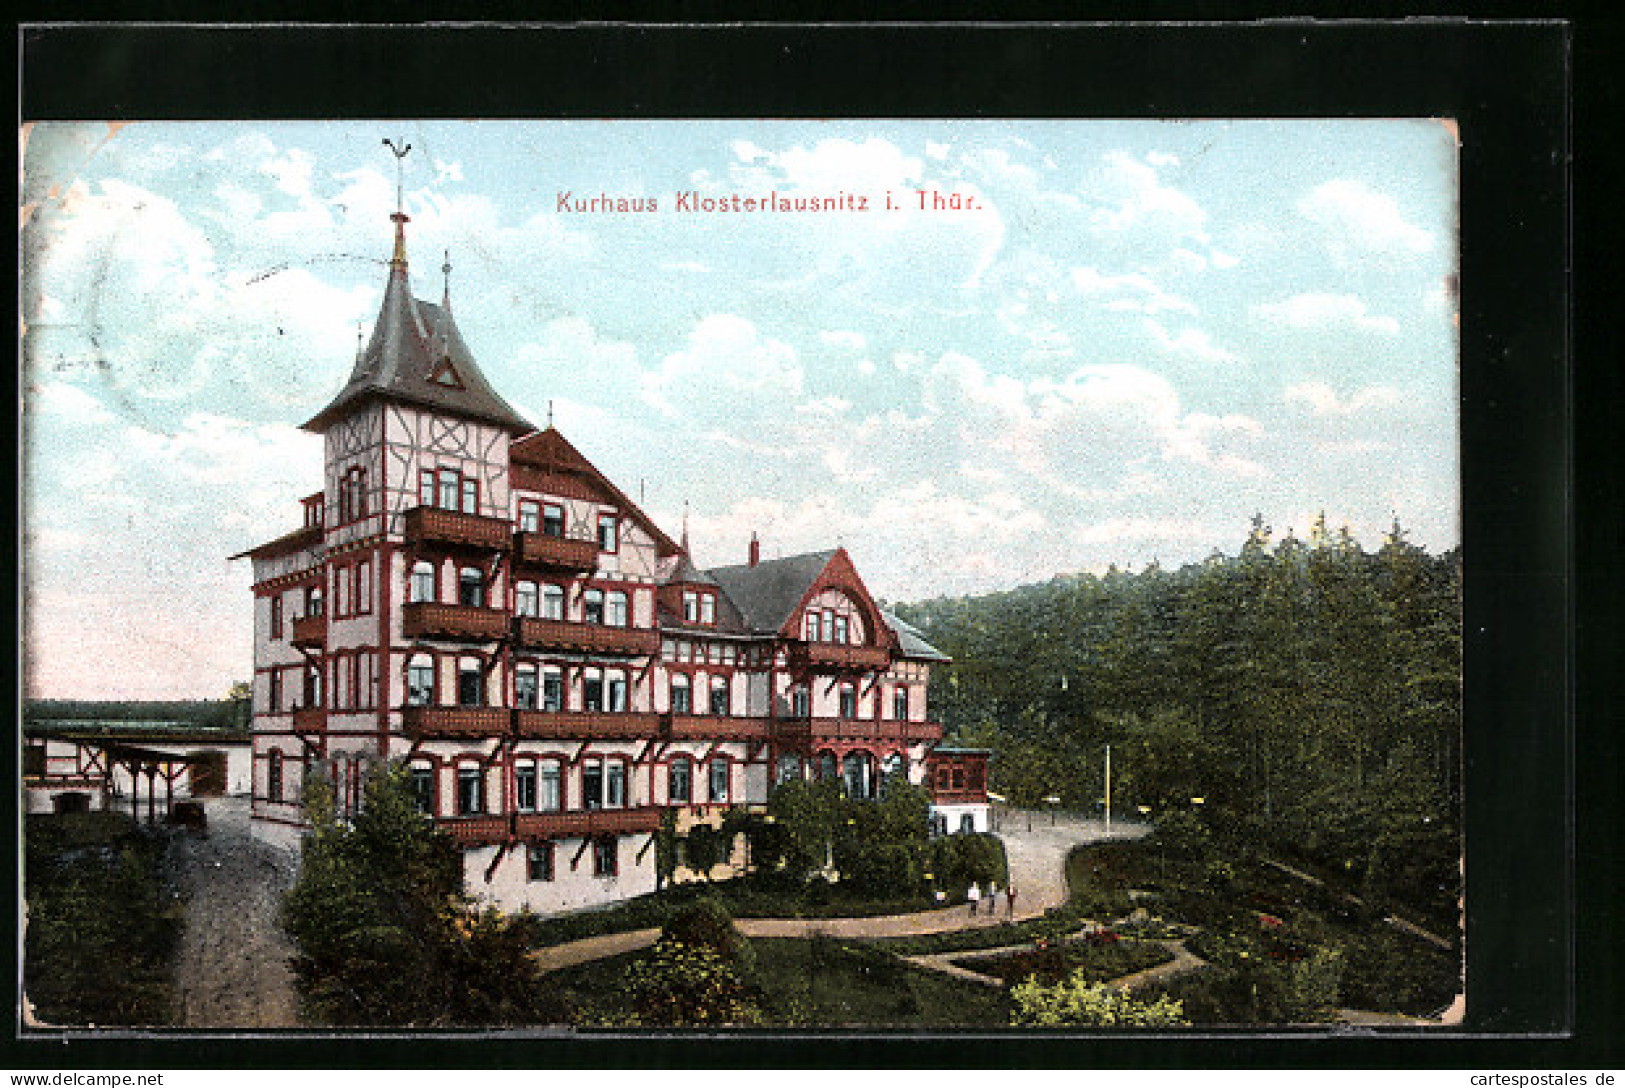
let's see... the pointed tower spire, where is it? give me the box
[681,500,691,555]
[382,138,412,265]
[441,249,453,311]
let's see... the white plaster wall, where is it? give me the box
[466,835,659,915]
[931,803,992,834]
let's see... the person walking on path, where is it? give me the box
[1006,884,1017,918]
[967,883,981,917]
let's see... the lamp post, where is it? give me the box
[1045,795,1061,826]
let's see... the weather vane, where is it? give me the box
[382,138,412,215]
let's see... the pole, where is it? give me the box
[1104,743,1112,833]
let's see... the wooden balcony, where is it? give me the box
[403,602,509,641]
[513,531,599,573]
[290,612,327,648]
[930,788,990,806]
[292,706,327,733]
[661,713,774,741]
[512,616,660,656]
[438,815,511,846]
[401,705,511,739]
[513,709,661,740]
[773,717,943,746]
[788,641,893,673]
[514,806,663,838]
[403,506,511,551]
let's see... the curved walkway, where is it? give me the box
[533,809,1147,973]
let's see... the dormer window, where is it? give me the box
[683,591,699,624]
[805,611,821,642]
[833,616,849,645]
[700,594,715,625]
[430,357,465,389]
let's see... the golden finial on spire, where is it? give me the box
[382,137,412,265]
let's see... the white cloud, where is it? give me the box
[1072,266,1196,315]
[1088,151,1209,245]
[1254,293,1401,336]
[642,314,803,419]
[1285,380,1404,416]
[1144,320,1239,364]
[1298,179,1434,255]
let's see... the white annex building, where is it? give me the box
[234,204,990,914]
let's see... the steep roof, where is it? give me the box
[303,216,532,435]
[510,426,682,558]
[706,549,839,635]
[879,608,951,662]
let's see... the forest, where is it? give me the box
[895,515,1462,924]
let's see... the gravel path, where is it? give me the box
[167,797,302,1028]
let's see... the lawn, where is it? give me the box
[951,936,1174,986]
[23,811,182,1026]
[544,935,1010,1028]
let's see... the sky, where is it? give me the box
[20,120,1459,699]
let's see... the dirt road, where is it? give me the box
[167,797,302,1028]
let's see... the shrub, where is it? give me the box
[1154,809,1215,861]
[623,939,766,1026]
[661,897,755,974]
[1011,974,1188,1027]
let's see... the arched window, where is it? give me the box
[582,668,604,712]
[791,685,811,718]
[267,749,284,803]
[710,676,730,717]
[818,750,838,782]
[838,683,857,718]
[410,561,436,604]
[515,581,539,617]
[708,757,730,803]
[539,758,562,811]
[583,588,604,625]
[843,751,876,800]
[514,663,538,709]
[459,567,485,608]
[605,669,628,713]
[541,584,565,620]
[541,666,564,712]
[407,655,435,706]
[582,758,604,810]
[456,763,484,815]
[776,753,802,785]
[410,762,436,816]
[515,758,537,812]
[605,759,627,809]
[458,658,484,707]
[670,674,691,714]
[606,591,629,627]
[892,685,910,721]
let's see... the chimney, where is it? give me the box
[748,532,760,567]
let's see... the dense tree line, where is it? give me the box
[26,693,250,732]
[897,516,1461,914]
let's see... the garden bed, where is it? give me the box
[951,933,1174,986]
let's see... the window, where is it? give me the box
[458,660,483,707]
[605,670,628,713]
[518,500,540,533]
[776,754,802,785]
[268,670,283,713]
[819,751,838,782]
[307,585,324,617]
[335,566,350,618]
[700,594,715,625]
[411,765,435,816]
[708,758,730,803]
[539,759,562,811]
[515,664,538,709]
[457,764,484,815]
[541,584,565,620]
[527,843,554,882]
[583,670,603,712]
[543,503,565,537]
[592,836,618,878]
[407,657,434,706]
[582,759,603,809]
[605,761,626,809]
[805,611,821,642]
[542,668,564,712]
[438,467,460,511]
[515,581,539,617]
[461,477,478,514]
[843,751,874,800]
[893,686,909,721]
[515,761,537,812]
[270,595,284,639]
[419,469,436,508]
[411,562,436,603]
[267,750,283,802]
[710,676,730,717]
[683,591,698,623]
[583,589,604,625]
[834,616,849,645]
[306,664,323,708]
[791,686,810,718]
[357,561,372,614]
[597,514,618,553]
[606,591,629,627]
[839,684,858,718]
[823,610,836,642]
[967,763,985,792]
[951,767,965,790]
[669,757,692,803]
[670,674,691,714]
[459,567,485,608]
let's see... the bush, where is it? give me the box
[1154,809,1216,861]
[623,939,766,1026]
[661,898,755,974]
[1011,974,1187,1027]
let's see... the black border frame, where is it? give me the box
[10,14,1600,1070]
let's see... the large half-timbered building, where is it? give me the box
[236,208,987,914]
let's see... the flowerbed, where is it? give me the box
[951,934,1173,986]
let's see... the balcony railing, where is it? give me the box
[403,506,511,550]
[788,641,893,672]
[403,602,510,641]
[290,612,327,648]
[661,713,774,741]
[439,815,510,845]
[514,807,663,838]
[513,616,660,656]
[513,531,599,573]
[401,705,510,738]
[929,787,990,806]
[292,706,327,733]
[513,709,661,740]
[773,717,944,745]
